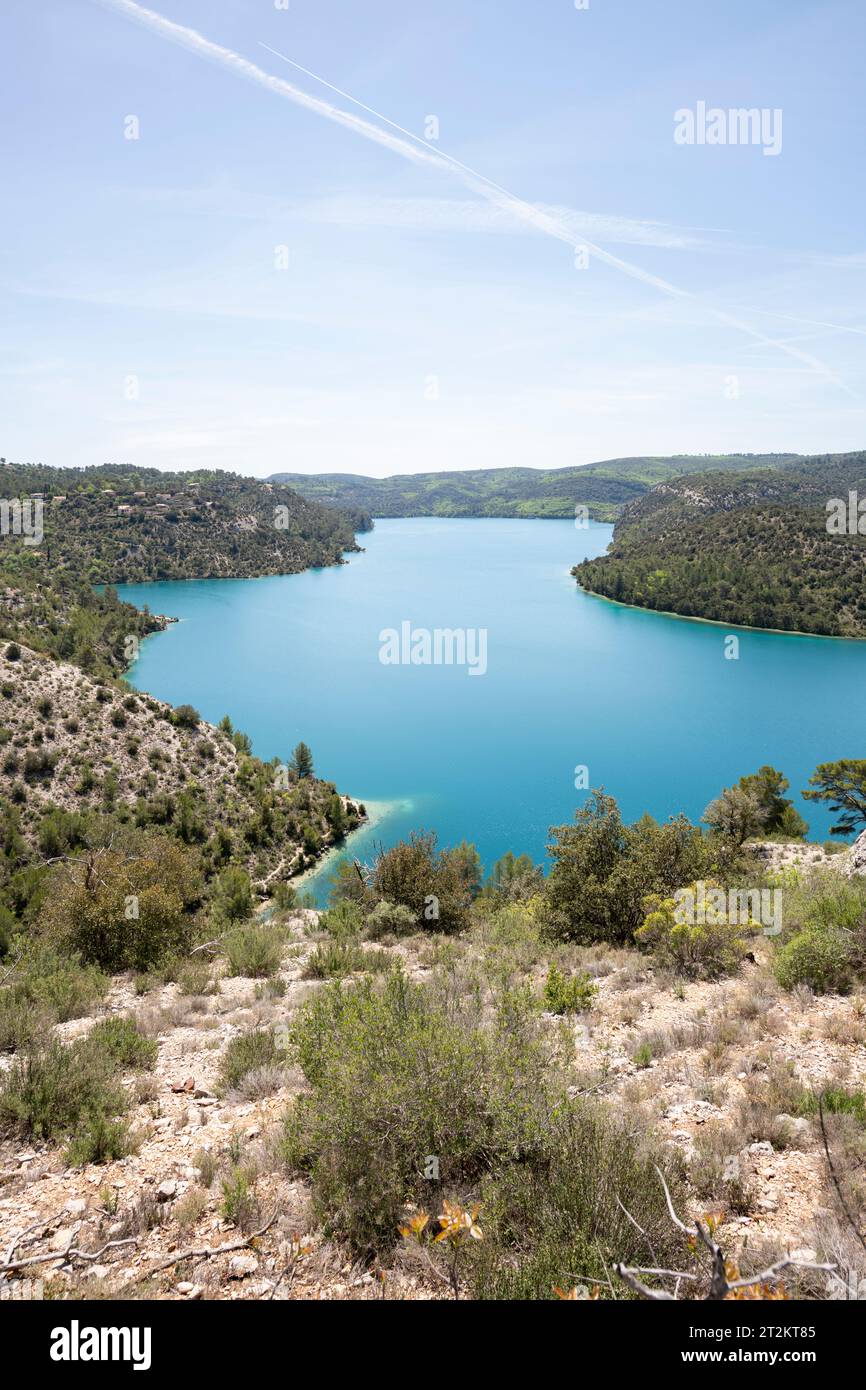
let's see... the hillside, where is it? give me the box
[573,450,866,637]
[270,454,800,523]
[0,641,365,890]
[0,461,371,585]
[0,461,370,679]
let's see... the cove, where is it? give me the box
[117,517,865,903]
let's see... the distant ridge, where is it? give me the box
[269,454,802,522]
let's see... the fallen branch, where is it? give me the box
[130,1212,278,1283]
[614,1168,835,1301]
[0,1237,137,1275]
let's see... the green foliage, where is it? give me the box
[40,832,201,971]
[84,1016,157,1071]
[223,923,283,978]
[213,866,253,923]
[574,450,866,638]
[774,928,855,994]
[636,882,754,979]
[304,940,365,979]
[773,870,866,993]
[290,741,314,779]
[364,899,416,940]
[803,759,866,836]
[0,1038,126,1146]
[371,830,476,933]
[736,766,808,838]
[480,851,544,906]
[796,1087,866,1126]
[282,971,556,1256]
[66,1112,136,1167]
[221,1167,258,1230]
[540,792,708,945]
[471,1105,687,1299]
[542,962,596,1013]
[220,1029,279,1091]
[273,455,793,523]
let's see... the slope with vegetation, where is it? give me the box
[270,454,799,523]
[0,460,371,585]
[574,450,866,637]
[3,756,865,1301]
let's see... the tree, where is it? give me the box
[372,830,472,933]
[480,851,544,905]
[291,742,314,779]
[803,759,866,836]
[702,786,767,845]
[213,865,253,923]
[40,832,201,971]
[540,792,707,945]
[737,765,808,838]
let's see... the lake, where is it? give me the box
[118,517,865,902]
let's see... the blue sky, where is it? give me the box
[2,0,866,476]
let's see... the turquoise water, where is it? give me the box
[118,517,864,902]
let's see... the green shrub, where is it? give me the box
[635,882,753,979]
[282,971,560,1257]
[542,963,596,1014]
[0,989,45,1053]
[84,1016,157,1071]
[224,923,283,978]
[176,957,215,995]
[22,952,108,1022]
[0,1039,126,1145]
[471,1105,687,1299]
[220,1029,279,1091]
[303,940,366,979]
[796,1086,866,1126]
[40,832,200,971]
[540,793,708,945]
[364,899,416,940]
[774,927,855,994]
[66,1112,136,1167]
[221,1167,258,1230]
[371,831,476,933]
[213,866,253,923]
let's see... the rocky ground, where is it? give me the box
[1,880,864,1301]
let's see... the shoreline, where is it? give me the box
[575,581,866,644]
[289,795,403,896]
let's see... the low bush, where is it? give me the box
[636,883,753,979]
[542,962,596,1014]
[0,1039,126,1148]
[223,924,283,978]
[220,1029,279,1091]
[774,927,855,994]
[364,900,416,940]
[84,1016,157,1071]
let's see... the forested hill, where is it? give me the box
[573,450,866,638]
[0,461,370,677]
[0,461,371,584]
[270,454,800,522]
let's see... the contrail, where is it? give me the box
[94,0,853,393]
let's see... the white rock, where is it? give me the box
[228,1254,258,1279]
